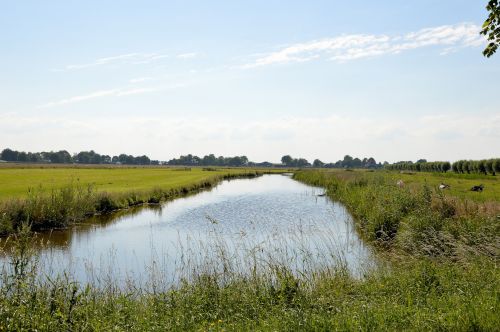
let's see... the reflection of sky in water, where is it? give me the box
[1,174,375,288]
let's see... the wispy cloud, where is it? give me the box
[129,77,153,84]
[39,84,186,108]
[244,23,483,68]
[177,52,198,59]
[63,52,169,70]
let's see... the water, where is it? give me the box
[1,174,374,288]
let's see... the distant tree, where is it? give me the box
[352,157,362,168]
[313,159,324,168]
[17,152,28,162]
[296,158,310,168]
[1,148,18,161]
[477,160,487,174]
[45,150,72,163]
[135,155,151,165]
[365,157,377,168]
[485,159,495,175]
[28,152,42,162]
[281,155,293,166]
[342,155,353,168]
[482,0,500,57]
[493,159,500,174]
[202,154,217,166]
[441,162,451,173]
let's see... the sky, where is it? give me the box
[0,0,499,163]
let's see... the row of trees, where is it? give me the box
[167,154,249,167]
[385,160,451,173]
[281,155,384,169]
[451,159,500,175]
[0,148,157,165]
[280,155,311,167]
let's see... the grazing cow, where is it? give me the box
[396,179,405,188]
[439,183,450,190]
[471,184,484,192]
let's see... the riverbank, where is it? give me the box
[293,170,499,256]
[0,169,498,330]
[0,167,282,235]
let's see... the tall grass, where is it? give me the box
[293,171,499,259]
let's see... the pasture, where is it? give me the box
[320,169,500,203]
[0,165,280,201]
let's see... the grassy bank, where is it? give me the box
[0,167,280,235]
[293,170,499,257]
[0,169,498,330]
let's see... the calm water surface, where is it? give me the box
[1,174,374,287]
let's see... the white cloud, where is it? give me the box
[244,22,484,68]
[177,52,198,59]
[64,53,168,70]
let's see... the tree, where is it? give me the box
[493,159,500,174]
[482,0,500,57]
[296,158,310,167]
[365,157,377,168]
[342,155,353,168]
[281,155,293,166]
[352,158,362,168]
[313,159,324,168]
[1,148,18,161]
[485,159,495,175]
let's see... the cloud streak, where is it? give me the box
[64,52,169,70]
[177,52,198,59]
[39,84,186,108]
[244,23,484,68]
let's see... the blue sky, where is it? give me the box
[1,1,498,163]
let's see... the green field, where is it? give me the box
[0,166,275,200]
[317,169,500,203]
[1,165,497,202]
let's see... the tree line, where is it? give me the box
[385,159,500,175]
[0,148,157,165]
[167,154,250,167]
[384,160,451,173]
[451,159,500,175]
[0,149,253,167]
[281,155,384,169]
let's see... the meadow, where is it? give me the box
[0,164,281,200]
